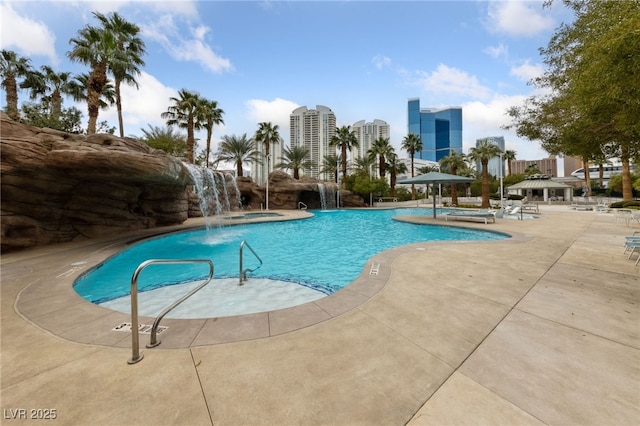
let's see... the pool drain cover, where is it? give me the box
[112,322,168,335]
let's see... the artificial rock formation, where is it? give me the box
[1,113,365,252]
[1,113,192,252]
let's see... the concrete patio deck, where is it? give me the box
[1,205,638,425]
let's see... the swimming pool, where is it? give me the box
[74,208,508,317]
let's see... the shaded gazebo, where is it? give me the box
[507,175,574,202]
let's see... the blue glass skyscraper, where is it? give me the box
[407,98,462,162]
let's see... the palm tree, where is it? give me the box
[401,133,423,199]
[439,150,467,206]
[69,72,116,111]
[200,99,224,167]
[503,149,517,176]
[254,122,280,184]
[468,141,503,208]
[367,137,394,178]
[330,125,359,185]
[215,134,260,177]
[139,124,187,156]
[67,13,129,134]
[321,153,341,183]
[93,12,146,138]
[276,145,311,179]
[0,49,33,120]
[352,155,376,175]
[161,89,203,163]
[386,152,408,197]
[20,65,76,120]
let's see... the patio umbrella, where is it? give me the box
[399,172,475,218]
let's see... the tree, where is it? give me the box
[401,133,423,199]
[93,12,146,138]
[321,154,341,183]
[506,0,640,200]
[439,150,467,206]
[254,122,280,183]
[352,155,376,176]
[276,145,311,179]
[330,125,359,185]
[468,141,502,208]
[367,137,394,178]
[503,149,517,176]
[0,50,33,120]
[386,152,407,197]
[161,89,203,163]
[200,99,224,167]
[67,12,130,134]
[20,65,77,121]
[215,134,260,177]
[139,124,187,156]
[20,101,83,133]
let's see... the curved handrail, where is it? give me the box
[298,201,307,210]
[239,240,263,285]
[128,259,214,364]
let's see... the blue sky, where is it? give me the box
[1,1,574,161]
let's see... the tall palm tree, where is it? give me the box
[67,13,129,134]
[503,149,517,176]
[161,89,203,163]
[367,137,394,178]
[330,125,359,184]
[386,152,408,197]
[254,122,280,183]
[215,134,260,177]
[0,49,33,120]
[276,145,311,179]
[468,141,503,208]
[200,99,224,167]
[401,133,423,199]
[93,12,146,138]
[321,153,341,183]
[20,65,76,120]
[69,72,116,111]
[439,150,468,206]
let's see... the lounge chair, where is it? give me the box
[445,209,496,224]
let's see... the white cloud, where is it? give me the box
[484,43,509,59]
[462,94,547,160]
[245,98,300,134]
[372,54,391,70]
[0,3,58,65]
[486,1,555,37]
[94,71,177,136]
[510,59,544,83]
[414,64,492,100]
[141,15,233,74]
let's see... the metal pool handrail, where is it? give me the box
[128,259,214,364]
[239,240,263,285]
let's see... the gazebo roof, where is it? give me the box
[507,178,574,190]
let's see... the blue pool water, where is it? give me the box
[74,208,508,305]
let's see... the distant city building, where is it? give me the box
[252,132,283,186]
[511,157,558,177]
[289,105,336,180]
[407,98,462,162]
[351,119,390,178]
[475,136,505,178]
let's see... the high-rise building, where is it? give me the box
[351,119,390,177]
[407,98,462,162]
[290,105,336,180]
[475,136,505,178]
[252,131,283,185]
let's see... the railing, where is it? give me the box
[239,240,263,285]
[298,202,307,210]
[128,259,214,364]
